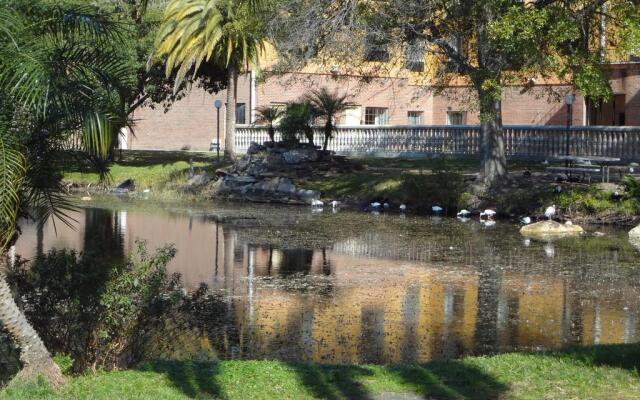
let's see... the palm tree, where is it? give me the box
[303,87,354,151]
[154,0,266,161]
[0,2,129,385]
[255,105,284,142]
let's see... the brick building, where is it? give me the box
[125,62,640,152]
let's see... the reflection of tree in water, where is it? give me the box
[359,306,385,364]
[279,248,314,276]
[83,208,125,264]
[474,247,503,356]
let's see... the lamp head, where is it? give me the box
[564,95,574,106]
[214,99,223,109]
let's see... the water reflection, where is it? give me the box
[12,204,640,364]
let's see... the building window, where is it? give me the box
[364,107,389,125]
[407,111,423,125]
[446,111,466,125]
[405,40,425,72]
[236,103,246,125]
[364,31,389,62]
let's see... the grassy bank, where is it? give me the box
[2,345,640,399]
[64,150,225,198]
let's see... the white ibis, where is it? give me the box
[330,200,339,208]
[311,199,324,208]
[383,202,390,210]
[457,209,471,218]
[432,205,443,213]
[480,209,496,220]
[544,204,556,220]
[521,216,532,225]
[554,185,562,194]
[399,204,407,212]
[371,202,381,209]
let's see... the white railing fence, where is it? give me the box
[236,125,640,160]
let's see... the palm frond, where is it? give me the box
[0,128,25,251]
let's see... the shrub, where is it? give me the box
[622,175,640,199]
[7,241,184,371]
[278,102,317,145]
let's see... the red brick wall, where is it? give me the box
[127,65,639,151]
[129,74,252,151]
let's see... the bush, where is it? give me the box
[622,175,640,199]
[6,241,184,371]
[278,102,317,145]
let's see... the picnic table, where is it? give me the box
[548,155,622,183]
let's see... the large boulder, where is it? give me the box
[247,141,266,155]
[629,225,640,250]
[520,220,584,239]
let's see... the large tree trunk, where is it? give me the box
[224,65,238,161]
[0,262,65,387]
[479,96,507,187]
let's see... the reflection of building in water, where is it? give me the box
[14,207,640,364]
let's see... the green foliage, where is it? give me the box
[255,105,284,142]
[303,87,354,150]
[6,241,183,371]
[53,354,74,376]
[0,0,136,239]
[622,175,640,199]
[278,102,317,145]
[154,0,267,89]
[0,128,25,250]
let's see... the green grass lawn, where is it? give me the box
[64,150,225,193]
[3,345,640,400]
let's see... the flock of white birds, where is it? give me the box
[310,199,560,225]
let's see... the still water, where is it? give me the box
[11,199,640,364]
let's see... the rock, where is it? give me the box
[629,225,640,250]
[277,177,296,194]
[520,220,584,239]
[236,155,251,172]
[187,173,210,187]
[227,175,257,184]
[283,148,319,164]
[266,153,285,170]
[247,141,265,155]
[114,178,135,192]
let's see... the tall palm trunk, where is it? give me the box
[224,65,238,161]
[0,261,65,386]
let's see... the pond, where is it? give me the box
[4,198,640,367]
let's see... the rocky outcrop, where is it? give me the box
[211,141,360,204]
[210,175,319,204]
[520,220,584,239]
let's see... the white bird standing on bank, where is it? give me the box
[399,204,407,212]
[480,209,496,220]
[311,199,324,208]
[544,204,556,220]
[432,205,443,213]
[330,200,339,208]
[521,216,532,225]
[457,209,471,218]
[371,202,381,210]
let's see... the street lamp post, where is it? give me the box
[565,95,574,171]
[214,99,222,162]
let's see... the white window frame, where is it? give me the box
[364,107,389,126]
[407,111,423,125]
[446,111,466,126]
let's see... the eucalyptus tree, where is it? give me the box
[154,0,267,161]
[303,87,355,151]
[0,1,132,385]
[268,0,640,187]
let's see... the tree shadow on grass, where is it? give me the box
[389,362,508,400]
[555,343,640,371]
[288,363,375,400]
[141,361,223,399]
[288,361,508,400]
